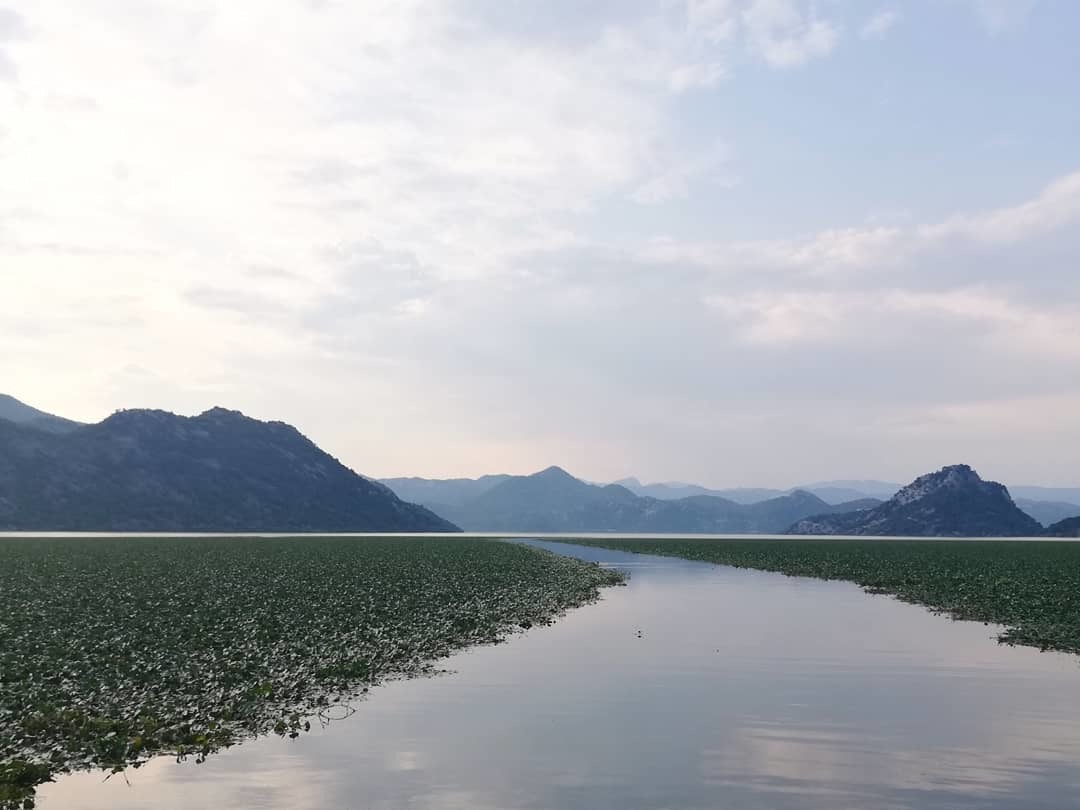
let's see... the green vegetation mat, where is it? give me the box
[559,538,1080,655]
[0,536,623,807]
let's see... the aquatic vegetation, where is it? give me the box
[560,538,1080,656]
[0,536,623,807]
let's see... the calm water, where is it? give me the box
[39,541,1080,809]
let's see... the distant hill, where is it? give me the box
[379,474,511,511]
[788,465,1042,537]
[397,466,879,533]
[1045,517,1080,538]
[395,469,1077,520]
[612,477,901,505]
[799,479,902,500]
[1010,485,1080,504]
[611,478,786,505]
[1015,498,1080,528]
[0,406,458,532]
[0,393,83,434]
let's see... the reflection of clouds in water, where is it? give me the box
[407,788,497,810]
[702,715,1080,807]
[41,750,335,810]
[388,750,421,772]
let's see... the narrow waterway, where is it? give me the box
[40,541,1080,809]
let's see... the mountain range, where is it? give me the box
[2,393,1076,537]
[384,472,1080,529]
[384,466,882,533]
[0,398,457,532]
[610,477,900,505]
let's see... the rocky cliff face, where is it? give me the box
[788,464,1043,537]
[0,407,458,532]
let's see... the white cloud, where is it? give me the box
[860,9,900,40]
[0,1,1076,487]
[0,6,28,82]
[741,0,840,68]
[965,0,1039,33]
[687,0,739,43]
[632,141,734,204]
[920,171,1080,244]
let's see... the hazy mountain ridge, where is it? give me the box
[379,475,512,509]
[0,393,84,434]
[391,472,1078,527]
[611,477,903,505]
[1014,499,1080,528]
[788,465,1043,537]
[385,466,880,533]
[0,403,457,532]
[4,394,1075,535]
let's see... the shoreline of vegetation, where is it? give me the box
[554,537,1080,657]
[0,536,624,808]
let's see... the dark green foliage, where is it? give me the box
[0,407,457,532]
[0,536,623,806]
[563,537,1080,656]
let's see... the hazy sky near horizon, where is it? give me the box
[2,0,1078,488]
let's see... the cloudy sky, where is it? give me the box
[2,1,1078,488]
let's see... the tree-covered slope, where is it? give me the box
[0,407,457,532]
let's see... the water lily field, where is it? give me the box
[0,536,623,807]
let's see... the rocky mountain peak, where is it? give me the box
[788,464,1040,537]
[893,464,1002,506]
[534,465,575,481]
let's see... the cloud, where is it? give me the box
[741,0,840,67]
[687,0,739,43]
[0,7,27,40]
[0,1,1075,487]
[0,6,28,82]
[631,141,734,204]
[920,171,1080,244]
[965,0,1039,33]
[860,9,900,40]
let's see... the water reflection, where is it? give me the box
[40,541,1080,809]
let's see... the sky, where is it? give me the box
[1,0,1078,488]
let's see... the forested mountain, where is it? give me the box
[0,405,457,532]
[0,393,83,434]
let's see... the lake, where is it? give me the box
[38,540,1080,809]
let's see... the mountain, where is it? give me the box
[1010,485,1080,504]
[787,465,1043,537]
[378,474,512,512]
[612,478,786,504]
[0,406,458,532]
[612,477,899,505]
[1015,498,1080,528]
[1045,517,1080,538]
[799,479,902,500]
[0,393,83,434]
[423,466,879,533]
